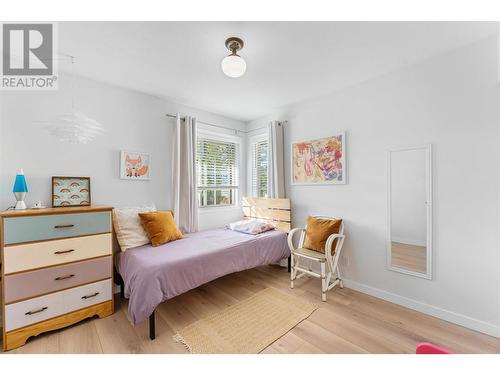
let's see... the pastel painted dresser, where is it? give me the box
[0,206,114,351]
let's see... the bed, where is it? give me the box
[115,197,291,339]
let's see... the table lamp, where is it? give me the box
[13,169,28,210]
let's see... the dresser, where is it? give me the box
[0,206,114,351]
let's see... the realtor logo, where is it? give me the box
[1,23,58,90]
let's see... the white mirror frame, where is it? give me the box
[387,144,433,279]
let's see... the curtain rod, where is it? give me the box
[165,113,285,134]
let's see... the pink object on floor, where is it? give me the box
[416,342,453,354]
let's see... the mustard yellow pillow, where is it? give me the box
[138,211,183,247]
[303,216,342,255]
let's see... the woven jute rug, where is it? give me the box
[173,287,317,354]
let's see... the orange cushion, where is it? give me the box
[138,210,183,247]
[303,216,342,255]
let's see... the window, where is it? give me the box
[251,138,269,198]
[196,134,240,208]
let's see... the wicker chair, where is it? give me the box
[288,216,345,301]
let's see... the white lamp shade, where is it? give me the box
[221,54,247,78]
[46,112,105,144]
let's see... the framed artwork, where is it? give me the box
[52,176,91,207]
[291,132,346,185]
[120,151,151,180]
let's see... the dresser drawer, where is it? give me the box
[4,279,112,332]
[3,211,111,245]
[4,256,112,303]
[4,233,112,274]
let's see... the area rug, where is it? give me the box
[173,287,318,354]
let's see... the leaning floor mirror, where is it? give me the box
[387,144,432,279]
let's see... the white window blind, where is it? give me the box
[196,136,240,207]
[252,140,269,198]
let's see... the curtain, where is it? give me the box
[267,120,286,198]
[172,114,199,233]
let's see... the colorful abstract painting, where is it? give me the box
[292,133,346,184]
[52,177,91,207]
[120,151,151,180]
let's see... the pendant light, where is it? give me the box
[45,56,105,144]
[221,37,246,78]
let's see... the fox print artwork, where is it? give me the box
[120,151,151,180]
[126,155,149,177]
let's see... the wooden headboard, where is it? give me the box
[242,197,291,233]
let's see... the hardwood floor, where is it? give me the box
[391,242,427,273]
[4,265,500,354]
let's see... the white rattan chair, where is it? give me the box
[288,216,345,301]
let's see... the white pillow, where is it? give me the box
[112,203,156,251]
[227,219,275,235]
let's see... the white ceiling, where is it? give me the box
[59,22,498,121]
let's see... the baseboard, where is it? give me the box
[391,237,426,247]
[343,278,500,339]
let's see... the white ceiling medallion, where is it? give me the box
[221,37,246,78]
[44,56,105,144]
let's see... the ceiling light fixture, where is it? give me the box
[221,37,246,78]
[44,56,105,144]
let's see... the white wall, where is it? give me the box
[247,37,500,336]
[0,72,246,230]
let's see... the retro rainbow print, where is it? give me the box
[52,177,90,207]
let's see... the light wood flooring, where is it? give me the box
[4,265,500,354]
[391,242,427,274]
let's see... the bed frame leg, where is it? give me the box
[149,311,156,340]
[114,269,125,299]
[118,275,125,299]
[287,256,291,273]
[120,279,125,299]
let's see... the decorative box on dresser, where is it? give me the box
[0,206,114,351]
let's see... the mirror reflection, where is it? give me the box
[388,146,431,277]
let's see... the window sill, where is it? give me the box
[198,205,241,215]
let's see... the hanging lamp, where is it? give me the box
[45,56,105,144]
[221,37,246,78]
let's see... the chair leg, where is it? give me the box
[290,255,295,289]
[320,262,327,302]
[337,265,344,289]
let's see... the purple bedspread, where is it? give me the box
[116,228,290,324]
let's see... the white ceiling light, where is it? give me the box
[221,37,246,78]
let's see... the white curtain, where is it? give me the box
[267,120,286,198]
[172,114,199,233]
